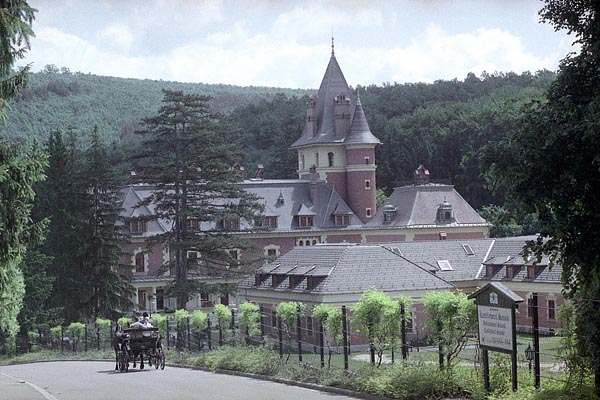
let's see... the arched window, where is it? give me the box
[445,211,451,220]
[298,240,304,246]
[135,252,145,273]
[328,152,334,167]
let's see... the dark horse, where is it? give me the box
[112,325,126,371]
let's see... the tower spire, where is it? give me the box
[331,36,335,56]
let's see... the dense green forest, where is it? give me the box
[0,66,309,144]
[0,66,555,234]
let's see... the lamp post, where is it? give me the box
[525,344,534,372]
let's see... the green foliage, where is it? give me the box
[67,322,85,342]
[479,204,540,238]
[313,304,343,368]
[422,291,477,370]
[117,316,129,329]
[151,314,167,338]
[275,301,305,361]
[191,345,280,376]
[189,310,208,331]
[213,304,232,325]
[352,290,403,365]
[238,302,260,337]
[174,309,189,327]
[49,325,61,340]
[0,142,47,337]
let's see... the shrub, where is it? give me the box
[190,310,208,331]
[192,346,280,376]
[50,325,62,340]
[238,302,260,337]
[174,309,189,328]
[152,314,167,338]
[67,322,85,342]
[117,316,130,329]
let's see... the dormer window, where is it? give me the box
[256,216,278,228]
[187,218,200,231]
[328,152,334,167]
[298,215,314,228]
[276,192,285,206]
[436,199,454,224]
[335,215,351,226]
[223,218,240,231]
[382,204,397,224]
[130,218,147,234]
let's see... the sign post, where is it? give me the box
[469,282,523,392]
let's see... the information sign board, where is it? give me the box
[477,305,513,351]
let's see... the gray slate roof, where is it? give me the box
[345,97,381,145]
[120,179,362,234]
[239,244,454,295]
[480,236,561,283]
[365,184,489,228]
[382,238,495,283]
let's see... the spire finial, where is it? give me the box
[331,36,335,56]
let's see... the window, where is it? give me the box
[365,180,371,190]
[462,244,475,255]
[200,292,211,308]
[315,152,319,167]
[271,310,277,327]
[439,231,447,240]
[527,297,533,318]
[335,214,351,226]
[187,251,199,265]
[187,218,200,231]
[548,299,556,320]
[328,152,334,167]
[130,219,147,233]
[301,154,305,170]
[405,312,414,331]
[298,215,314,228]
[306,316,313,337]
[135,252,145,273]
[137,290,147,309]
[223,218,240,231]
[257,216,278,228]
[445,211,451,220]
[227,249,240,268]
[366,208,372,218]
[267,248,277,257]
[436,260,453,271]
[365,157,370,165]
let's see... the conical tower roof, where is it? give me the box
[291,48,355,148]
[344,96,381,145]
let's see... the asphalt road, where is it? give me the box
[0,361,358,400]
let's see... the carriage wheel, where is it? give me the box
[158,348,165,370]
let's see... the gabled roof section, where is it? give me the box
[344,96,381,145]
[332,201,354,215]
[240,244,453,295]
[365,183,489,229]
[296,203,317,216]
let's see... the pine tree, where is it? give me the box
[78,126,132,319]
[133,90,262,309]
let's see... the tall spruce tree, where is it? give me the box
[133,90,262,309]
[80,126,131,319]
[40,130,88,321]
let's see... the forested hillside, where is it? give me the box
[0,67,555,232]
[0,67,309,144]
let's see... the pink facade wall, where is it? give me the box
[346,147,375,166]
[346,169,376,223]
[326,234,363,243]
[250,236,298,257]
[325,170,347,205]
[447,231,486,240]
[414,233,442,241]
[120,241,165,276]
[514,291,564,331]
[365,234,407,243]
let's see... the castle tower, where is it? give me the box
[290,43,381,223]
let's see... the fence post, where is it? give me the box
[61,326,64,353]
[297,304,302,362]
[401,303,408,360]
[319,322,324,368]
[85,325,88,352]
[97,326,100,351]
[259,306,265,340]
[342,305,348,370]
[207,318,212,350]
[231,309,235,347]
[166,318,170,350]
[437,319,444,370]
[187,316,191,351]
[278,316,283,359]
[532,293,541,389]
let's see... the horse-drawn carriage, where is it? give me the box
[115,327,165,372]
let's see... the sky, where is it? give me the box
[22,0,576,89]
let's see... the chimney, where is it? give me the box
[306,95,318,137]
[309,165,318,205]
[415,164,430,185]
[333,92,351,137]
[255,164,264,180]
